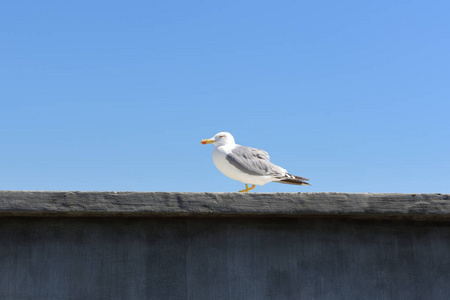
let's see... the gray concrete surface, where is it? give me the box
[0,191,449,219]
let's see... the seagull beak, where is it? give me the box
[201,139,215,145]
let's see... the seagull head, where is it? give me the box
[201,132,235,147]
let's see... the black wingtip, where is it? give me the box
[288,174,310,181]
[276,178,311,186]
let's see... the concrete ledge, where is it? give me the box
[0,191,449,220]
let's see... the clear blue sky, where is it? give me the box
[1,0,449,193]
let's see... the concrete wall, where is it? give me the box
[1,192,450,300]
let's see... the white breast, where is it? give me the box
[212,145,275,186]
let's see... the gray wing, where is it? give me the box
[226,145,286,177]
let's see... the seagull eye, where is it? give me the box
[219,135,224,138]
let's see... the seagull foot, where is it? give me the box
[238,184,256,193]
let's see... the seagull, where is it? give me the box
[201,132,310,192]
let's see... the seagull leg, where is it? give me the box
[239,184,250,193]
[238,184,256,193]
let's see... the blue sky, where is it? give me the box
[1,0,449,193]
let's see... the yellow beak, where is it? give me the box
[201,139,215,145]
